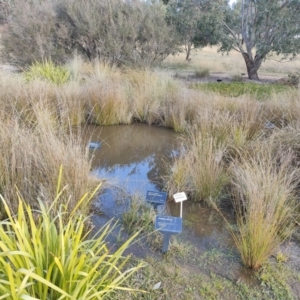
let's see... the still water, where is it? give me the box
[86,123,232,246]
[89,123,181,195]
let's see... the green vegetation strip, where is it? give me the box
[190,82,291,100]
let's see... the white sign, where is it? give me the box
[173,192,187,203]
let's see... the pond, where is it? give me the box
[85,123,257,284]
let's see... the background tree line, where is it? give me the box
[0,0,300,79]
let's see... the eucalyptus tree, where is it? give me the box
[220,0,300,80]
[166,0,224,60]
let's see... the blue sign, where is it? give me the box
[155,215,182,234]
[146,191,167,205]
[89,142,101,150]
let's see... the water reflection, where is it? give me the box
[85,124,182,194]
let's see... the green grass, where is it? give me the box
[24,60,70,85]
[109,245,295,300]
[122,195,156,234]
[190,82,291,100]
[257,262,295,300]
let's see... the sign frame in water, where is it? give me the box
[146,191,167,208]
[155,215,182,234]
[155,215,182,253]
[89,142,101,150]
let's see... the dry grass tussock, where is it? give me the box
[229,145,300,269]
[166,129,228,204]
[0,59,201,218]
[0,99,99,218]
[262,88,300,127]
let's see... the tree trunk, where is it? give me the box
[185,42,192,61]
[242,53,263,80]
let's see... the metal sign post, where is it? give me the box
[155,215,182,253]
[150,191,188,253]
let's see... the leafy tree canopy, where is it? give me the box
[166,0,225,60]
[220,0,300,79]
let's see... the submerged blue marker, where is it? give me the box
[146,191,167,209]
[89,142,101,150]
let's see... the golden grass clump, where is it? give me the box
[229,146,299,269]
[261,88,300,128]
[166,129,228,204]
[160,88,200,132]
[84,78,132,125]
[53,82,86,127]
[67,58,132,125]
[0,102,99,217]
[126,69,182,125]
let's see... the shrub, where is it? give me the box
[0,0,13,24]
[1,0,72,66]
[287,72,300,87]
[2,0,179,67]
[0,182,143,299]
[231,74,243,82]
[24,60,70,85]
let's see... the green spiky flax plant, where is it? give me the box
[0,167,144,299]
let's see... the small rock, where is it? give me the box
[153,282,161,290]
